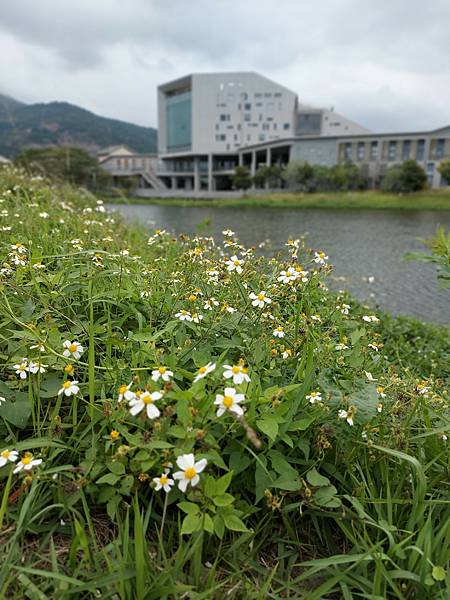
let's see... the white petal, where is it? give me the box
[224,387,236,397]
[151,392,162,401]
[177,453,194,470]
[178,478,189,492]
[195,458,207,473]
[147,404,160,419]
[173,470,184,480]
[190,474,200,487]
[231,404,244,416]
[130,402,143,416]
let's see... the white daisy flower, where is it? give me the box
[153,470,174,493]
[338,409,355,426]
[203,298,219,310]
[63,340,84,359]
[13,360,29,379]
[28,361,47,374]
[249,291,272,308]
[306,391,322,404]
[376,386,386,398]
[362,315,379,323]
[277,267,298,284]
[193,362,216,383]
[13,453,43,474]
[223,364,251,385]
[225,255,244,274]
[173,453,207,492]
[273,326,285,338]
[175,310,193,322]
[129,391,162,420]
[222,229,235,237]
[214,387,245,417]
[0,449,18,467]
[58,380,80,397]
[118,383,135,403]
[314,251,328,265]
[191,313,204,323]
[151,366,174,383]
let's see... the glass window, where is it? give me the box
[343,143,352,161]
[241,92,248,100]
[370,141,378,161]
[283,123,291,130]
[166,91,192,152]
[274,92,282,97]
[436,138,445,159]
[388,141,397,161]
[402,140,411,160]
[258,133,265,141]
[416,139,425,161]
[244,113,251,122]
[357,142,365,161]
[426,162,434,187]
[244,103,251,110]
[267,102,274,111]
[254,93,262,98]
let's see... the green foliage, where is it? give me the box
[252,165,284,188]
[382,160,428,193]
[15,147,111,190]
[283,160,369,192]
[0,169,448,598]
[405,226,450,288]
[437,159,450,184]
[231,165,252,191]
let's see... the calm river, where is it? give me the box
[108,204,450,325]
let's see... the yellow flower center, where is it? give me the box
[258,293,265,300]
[223,395,234,408]
[19,365,26,371]
[199,367,207,374]
[143,395,154,405]
[110,430,119,440]
[188,294,197,302]
[64,364,74,373]
[119,384,127,394]
[1,450,10,459]
[233,260,240,266]
[160,475,168,485]
[63,381,72,389]
[22,456,32,466]
[158,367,166,374]
[376,386,384,394]
[69,343,78,353]
[232,366,240,374]
[184,467,196,480]
[242,367,248,374]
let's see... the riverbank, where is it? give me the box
[1,171,449,599]
[103,189,450,210]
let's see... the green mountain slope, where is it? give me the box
[0,94,157,157]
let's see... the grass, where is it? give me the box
[103,189,450,210]
[0,168,449,598]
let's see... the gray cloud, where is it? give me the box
[0,0,449,131]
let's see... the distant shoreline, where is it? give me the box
[103,190,450,211]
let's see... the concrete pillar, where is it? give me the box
[250,151,256,177]
[266,147,272,166]
[238,152,243,166]
[193,156,200,192]
[207,153,213,192]
[171,176,177,190]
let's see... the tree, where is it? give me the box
[282,161,314,190]
[253,165,284,189]
[438,160,450,185]
[232,166,252,192]
[15,147,111,190]
[381,160,427,193]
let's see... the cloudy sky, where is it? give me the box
[0,0,449,132]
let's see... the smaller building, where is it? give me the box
[97,145,166,191]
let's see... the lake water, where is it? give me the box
[108,203,450,325]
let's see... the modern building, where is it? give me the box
[156,72,371,191]
[102,72,450,192]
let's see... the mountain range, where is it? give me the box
[0,94,157,158]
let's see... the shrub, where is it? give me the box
[231,165,252,191]
[382,160,427,193]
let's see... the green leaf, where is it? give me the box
[108,462,125,475]
[203,514,214,534]
[213,494,234,507]
[0,396,31,428]
[97,473,120,485]
[269,451,298,479]
[213,515,225,538]
[181,513,201,535]
[223,513,248,532]
[432,566,446,581]
[148,440,174,450]
[176,397,191,427]
[288,417,314,431]
[178,502,199,515]
[306,468,330,487]
[215,471,233,495]
[256,417,278,441]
